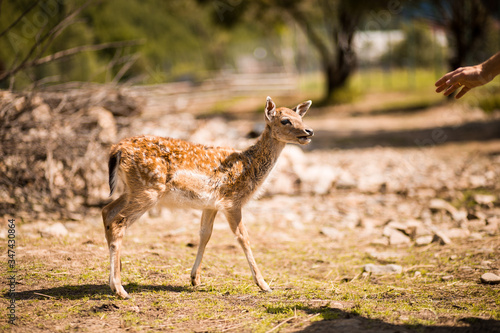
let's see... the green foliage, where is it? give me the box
[381,21,445,69]
[0,0,259,88]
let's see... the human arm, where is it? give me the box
[435,52,500,99]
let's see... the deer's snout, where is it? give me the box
[304,128,314,137]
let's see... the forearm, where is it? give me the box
[480,51,500,82]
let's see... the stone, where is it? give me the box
[363,264,403,275]
[367,251,403,260]
[447,228,470,239]
[370,237,389,246]
[320,227,344,240]
[88,106,117,144]
[383,227,411,245]
[429,199,466,222]
[432,230,452,245]
[389,230,411,245]
[469,232,483,240]
[415,235,433,246]
[480,273,500,285]
[301,164,337,195]
[40,222,69,237]
[335,172,357,190]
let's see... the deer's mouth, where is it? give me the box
[297,135,312,144]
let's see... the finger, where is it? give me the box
[445,73,464,86]
[435,69,460,86]
[455,86,471,99]
[443,83,461,96]
[435,73,453,87]
[435,84,448,93]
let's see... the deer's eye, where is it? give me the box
[281,118,291,125]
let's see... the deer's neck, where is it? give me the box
[242,125,286,185]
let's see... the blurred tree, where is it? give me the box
[436,0,490,71]
[0,0,245,88]
[198,0,395,104]
[411,0,499,70]
[381,21,444,68]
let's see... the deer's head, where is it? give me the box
[264,96,314,145]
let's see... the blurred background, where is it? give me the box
[1,0,500,106]
[1,0,500,219]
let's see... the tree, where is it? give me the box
[436,0,490,71]
[199,0,395,104]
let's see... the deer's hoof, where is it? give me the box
[191,277,201,287]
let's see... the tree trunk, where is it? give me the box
[323,33,357,104]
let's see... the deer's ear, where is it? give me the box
[293,100,312,117]
[265,96,276,121]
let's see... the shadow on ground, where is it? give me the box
[309,119,500,150]
[278,304,500,333]
[7,283,193,300]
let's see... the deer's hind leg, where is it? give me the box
[103,192,158,298]
[191,209,218,287]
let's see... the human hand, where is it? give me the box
[435,65,492,99]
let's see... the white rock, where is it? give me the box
[415,235,433,246]
[432,230,452,245]
[474,194,496,205]
[480,273,500,285]
[320,227,344,240]
[40,222,69,237]
[447,228,470,239]
[363,264,403,275]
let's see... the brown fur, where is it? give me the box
[102,97,313,298]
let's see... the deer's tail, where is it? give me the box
[108,149,121,197]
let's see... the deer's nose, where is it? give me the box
[305,128,314,136]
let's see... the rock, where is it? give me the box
[40,222,68,237]
[469,175,487,188]
[415,235,433,246]
[370,237,389,246]
[367,251,403,260]
[480,273,500,285]
[474,194,496,205]
[389,230,411,245]
[32,103,52,123]
[335,172,357,189]
[429,198,467,222]
[301,164,337,195]
[320,227,344,240]
[469,232,483,240]
[484,218,499,235]
[383,227,411,245]
[447,228,470,239]
[416,188,437,199]
[429,198,456,214]
[432,230,452,245]
[88,106,117,144]
[363,264,403,275]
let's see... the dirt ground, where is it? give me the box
[1,92,500,332]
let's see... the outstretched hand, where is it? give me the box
[435,65,492,99]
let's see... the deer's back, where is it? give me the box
[112,135,247,209]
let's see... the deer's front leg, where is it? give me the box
[191,209,217,287]
[224,209,271,292]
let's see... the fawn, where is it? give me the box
[102,96,313,298]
